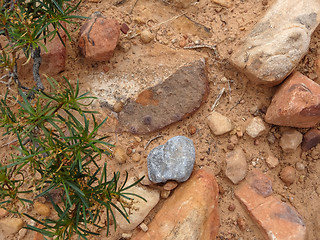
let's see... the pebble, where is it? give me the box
[225,148,247,184]
[187,124,197,135]
[266,156,279,168]
[245,117,266,138]
[34,202,51,217]
[139,223,149,232]
[178,38,187,48]
[132,152,141,162]
[280,129,303,152]
[267,132,276,144]
[295,162,305,171]
[301,128,320,151]
[113,101,124,113]
[140,30,154,43]
[228,203,236,211]
[0,217,24,234]
[120,23,129,34]
[163,181,178,191]
[147,136,195,183]
[207,111,234,135]
[280,166,296,185]
[113,146,127,164]
[237,217,246,231]
[0,208,9,218]
[160,190,171,199]
[121,233,133,239]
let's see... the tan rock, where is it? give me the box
[140,30,154,44]
[113,146,127,164]
[231,0,320,86]
[131,170,220,240]
[265,72,320,127]
[0,217,24,235]
[280,129,303,152]
[34,202,51,217]
[266,155,279,168]
[212,0,233,8]
[225,148,247,184]
[235,170,306,240]
[132,152,141,162]
[246,117,267,138]
[207,111,234,135]
[280,166,296,185]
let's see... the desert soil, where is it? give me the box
[0,0,320,239]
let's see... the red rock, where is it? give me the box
[131,170,220,240]
[265,72,320,128]
[78,15,120,61]
[301,128,320,151]
[120,23,129,34]
[235,170,306,240]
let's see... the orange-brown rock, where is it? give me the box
[265,72,320,128]
[131,169,219,240]
[301,128,320,151]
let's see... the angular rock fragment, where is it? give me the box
[265,72,320,127]
[118,59,209,134]
[231,0,320,86]
[207,111,234,136]
[131,170,220,240]
[225,148,247,184]
[147,136,195,183]
[280,129,303,152]
[301,128,320,151]
[246,117,267,138]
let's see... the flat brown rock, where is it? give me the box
[118,59,209,134]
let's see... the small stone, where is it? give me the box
[113,101,124,113]
[295,162,305,171]
[301,128,320,151]
[132,153,141,162]
[245,117,266,138]
[140,30,154,44]
[139,223,148,232]
[221,77,228,83]
[120,23,129,34]
[160,190,171,199]
[229,135,239,145]
[134,136,142,142]
[266,155,279,168]
[187,124,197,135]
[121,233,133,239]
[163,181,178,191]
[207,111,234,136]
[280,129,303,152]
[237,217,246,231]
[114,146,127,164]
[147,136,195,183]
[0,208,9,218]
[34,202,51,217]
[280,166,296,185]
[225,148,247,184]
[267,132,276,144]
[0,218,24,234]
[228,204,236,211]
[178,38,187,48]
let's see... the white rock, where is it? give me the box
[139,223,149,232]
[207,111,234,135]
[140,30,154,44]
[225,148,247,184]
[115,179,160,231]
[246,117,266,138]
[280,129,303,152]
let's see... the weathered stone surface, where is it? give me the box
[246,117,267,138]
[0,217,24,235]
[265,72,320,127]
[147,136,195,183]
[78,14,120,61]
[207,112,234,136]
[115,179,160,231]
[131,170,220,240]
[280,129,303,152]
[231,0,320,86]
[235,170,306,240]
[301,128,320,151]
[225,148,247,184]
[118,59,209,134]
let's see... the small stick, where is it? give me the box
[211,88,225,111]
[184,44,216,50]
[0,139,18,148]
[144,135,163,150]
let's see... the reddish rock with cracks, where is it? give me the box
[131,169,220,240]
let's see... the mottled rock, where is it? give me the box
[115,179,160,231]
[280,166,296,185]
[0,218,24,235]
[118,59,208,134]
[265,72,320,127]
[280,129,303,152]
[301,128,320,151]
[225,148,247,184]
[131,170,220,240]
[113,146,127,164]
[231,0,320,86]
[207,112,234,135]
[78,15,120,61]
[34,202,51,217]
[246,117,267,138]
[147,136,195,183]
[235,170,306,240]
[266,155,279,168]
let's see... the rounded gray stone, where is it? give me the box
[147,136,195,183]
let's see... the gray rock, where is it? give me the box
[147,136,195,183]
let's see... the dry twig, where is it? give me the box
[144,135,163,150]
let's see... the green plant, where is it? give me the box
[0,78,145,239]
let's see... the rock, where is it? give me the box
[78,15,120,61]
[113,146,127,164]
[0,208,9,218]
[0,217,24,235]
[132,152,141,162]
[230,0,320,86]
[280,166,296,185]
[279,129,303,152]
[140,30,154,44]
[120,23,129,34]
[295,162,305,171]
[113,101,124,113]
[212,0,233,8]
[228,203,236,211]
[160,190,171,199]
[266,155,279,168]
[115,179,160,231]
[139,223,148,232]
[237,217,246,231]
[34,202,51,217]
[207,112,234,135]
[147,136,195,183]
[121,233,133,239]
[118,59,209,134]
[235,170,306,240]
[187,124,197,135]
[163,181,178,191]
[301,128,320,151]
[265,72,320,127]
[245,117,266,138]
[131,170,220,240]
[225,148,247,184]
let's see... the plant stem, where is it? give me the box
[32,47,44,91]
